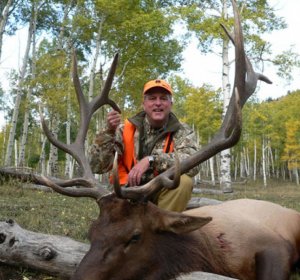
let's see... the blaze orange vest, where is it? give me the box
[115,119,174,185]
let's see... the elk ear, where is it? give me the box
[157,211,212,234]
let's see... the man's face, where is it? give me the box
[143,90,172,128]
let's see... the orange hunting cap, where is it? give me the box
[143,79,173,95]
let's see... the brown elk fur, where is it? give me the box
[71,195,300,280]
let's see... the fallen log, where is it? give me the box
[186,197,222,209]
[193,188,225,195]
[0,219,88,278]
[0,220,236,280]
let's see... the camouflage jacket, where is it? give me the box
[89,111,200,182]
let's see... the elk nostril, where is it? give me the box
[0,233,6,244]
[9,237,15,247]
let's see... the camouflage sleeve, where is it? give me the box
[89,126,124,174]
[151,123,200,177]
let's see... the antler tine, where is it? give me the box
[71,52,121,183]
[109,0,272,202]
[90,53,121,115]
[116,152,182,202]
[71,51,120,144]
[35,52,121,196]
[39,175,102,199]
[70,52,121,176]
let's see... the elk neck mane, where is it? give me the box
[143,219,234,279]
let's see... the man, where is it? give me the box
[89,79,200,212]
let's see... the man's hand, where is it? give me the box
[128,157,150,186]
[107,110,121,132]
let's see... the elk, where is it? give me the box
[2,0,300,279]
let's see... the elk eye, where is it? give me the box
[125,232,141,247]
[131,233,141,243]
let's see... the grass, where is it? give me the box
[199,179,300,212]
[0,179,98,241]
[0,178,300,279]
[0,179,98,280]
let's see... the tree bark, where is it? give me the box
[38,132,47,175]
[209,156,216,186]
[47,115,59,177]
[253,139,257,181]
[293,168,299,185]
[219,0,232,193]
[0,0,13,62]
[0,219,89,278]
[64,66,72,178]
[0,220,235,280]
[262,137,267,187]
[18,2,38,167]
[4,5,34,166]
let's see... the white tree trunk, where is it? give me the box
[209,157,216,186]
[239,151,244,178]
[88,20,104,102]
[262,138,267,187]
[1,125,7,162]
[267,144,275,177]
[39,133,47,175]
[253,139,257,181]
[47,115,59,177]
[244,147,250,177]
[57,2,73,50]
[233,154,238,180]
[64,66,72,178]
[219,1,232,193]
[18,3,38,167]
[14,139,18,166]
[0,0,13,61]
[289,168,293,181]
[293,168,299,185]
[4,12,34,166]
[282,165,286,181]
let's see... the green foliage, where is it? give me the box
[236,89,300,176]
[273,49,300,82]
[170,75,222,144]
[178,0,298,84]
[282,121,300,170]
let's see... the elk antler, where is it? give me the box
[38,51,121,198]
[112,0,272,202]
[0,51,121,200]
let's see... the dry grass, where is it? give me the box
[0,178,300,279]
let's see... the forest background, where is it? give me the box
[0,0,300,190]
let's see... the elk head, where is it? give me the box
[0,0,272,279]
